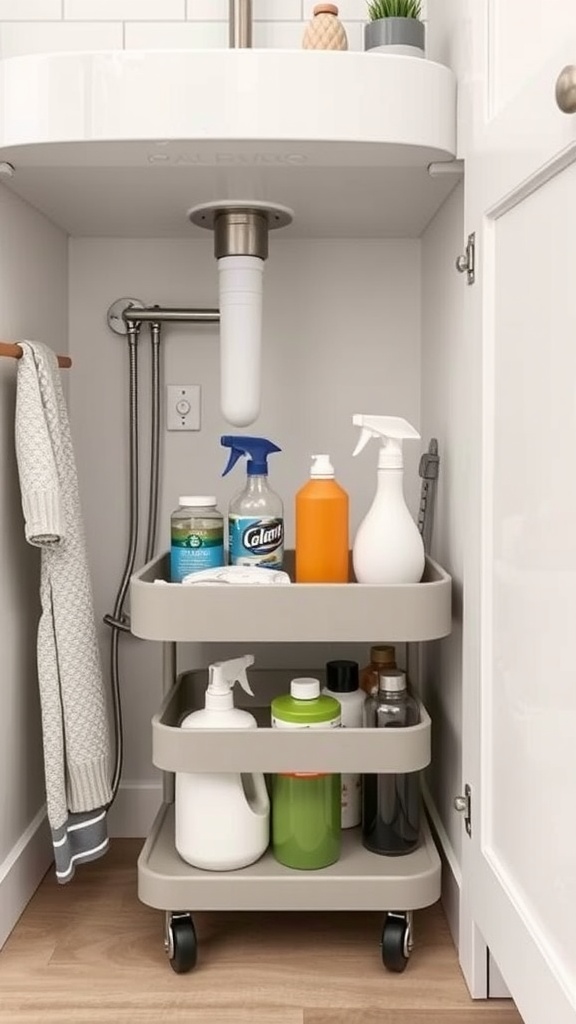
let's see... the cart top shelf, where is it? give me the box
[130,553,452,643]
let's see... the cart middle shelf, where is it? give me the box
[153,669,431,774]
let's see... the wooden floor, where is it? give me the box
[0,840,524,1024]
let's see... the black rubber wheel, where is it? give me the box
[381,915,410,973]
[169,915,198,974]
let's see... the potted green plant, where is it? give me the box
[364,0,425,57]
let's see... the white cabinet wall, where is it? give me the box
[457,2,576,1020]
[420,180,466,936]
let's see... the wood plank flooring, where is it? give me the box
[0,840,524,1024]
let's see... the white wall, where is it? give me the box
[420,180,465,939]
[0,0,428,58]
[68,236,421,831]
[0,183,68,945]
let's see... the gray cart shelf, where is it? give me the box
[130,551,452,642]
[130,552,452,973]
[140,804,440,914]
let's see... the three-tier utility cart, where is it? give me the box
[130,552,452,974]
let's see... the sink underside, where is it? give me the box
[0,50,458,237]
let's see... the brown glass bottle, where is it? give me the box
[359,644,397,697]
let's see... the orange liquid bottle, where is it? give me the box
[295,455,349,583]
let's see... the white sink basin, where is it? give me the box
[0,50,457,237]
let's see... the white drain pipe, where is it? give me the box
[188,201,293,427]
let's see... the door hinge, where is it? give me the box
[455,233,475,284]
[454,784,472,837]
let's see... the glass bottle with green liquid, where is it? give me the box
[271,678,341,869]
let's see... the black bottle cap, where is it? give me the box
[325,660,359,693]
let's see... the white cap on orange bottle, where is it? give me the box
[310,454,334,479]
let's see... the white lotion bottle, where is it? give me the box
[175,655,270,871]
[352,415,425,585]
[322,660,365,828]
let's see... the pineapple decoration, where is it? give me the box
[302,4,348,50]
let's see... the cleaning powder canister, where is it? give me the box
[170,496,224,582]
[271,678,341,869]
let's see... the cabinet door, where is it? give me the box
[460,2,576,1021]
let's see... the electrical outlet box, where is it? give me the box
[166,385,201,431]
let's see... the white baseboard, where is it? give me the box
[107,781,162,838]
[0,807,53,949]
[422,779,461,948]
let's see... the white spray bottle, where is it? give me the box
[175,654,270,871]
[352,415,425,584]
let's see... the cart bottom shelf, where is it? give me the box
[138,803,441,912]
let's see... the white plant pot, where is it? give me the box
[364,17,425,58]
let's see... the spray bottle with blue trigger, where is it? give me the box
[221,435,284,569]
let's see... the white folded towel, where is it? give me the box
[182,565,291,586]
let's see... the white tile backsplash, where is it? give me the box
[0,0,60,18]
[65,0,185,19]
[0,21,122,57]
[186,0,228,20]
[188,0,303,23]
[253,20,304,48]
[253,0,301,19]
[304,0,426,21]
[125,20,227,50]
[0,0,429,55]
[342,20,362,50]
[259,18,362,50]
[303,0,367,20]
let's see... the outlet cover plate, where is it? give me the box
[166,384,201,431]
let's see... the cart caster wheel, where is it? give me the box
[166,913,197,974]
[381,914,412,973]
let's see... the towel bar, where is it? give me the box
[0,341,71,368]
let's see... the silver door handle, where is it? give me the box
[556,65,576,113]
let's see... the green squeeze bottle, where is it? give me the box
[271,678,341,869]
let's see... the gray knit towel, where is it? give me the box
[14,341,112,883]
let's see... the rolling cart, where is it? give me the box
[130,551,452,974]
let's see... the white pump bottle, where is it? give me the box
[352,415,425,585]
[175,655,270,871]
